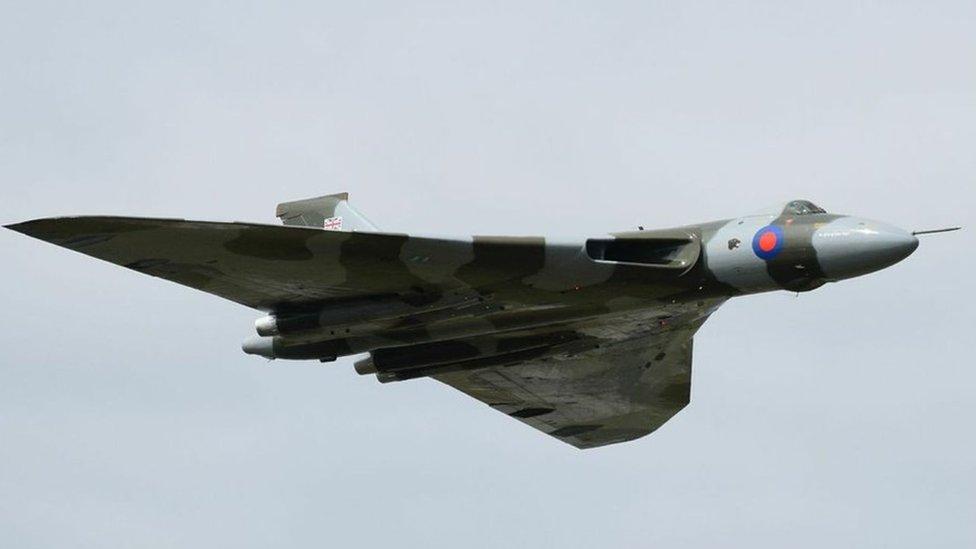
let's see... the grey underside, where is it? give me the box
[5,216,719,448]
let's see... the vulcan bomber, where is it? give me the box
[6,194,955,448]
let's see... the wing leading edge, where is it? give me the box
[4,216,482,311]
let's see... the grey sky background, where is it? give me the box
[1,2,973,547]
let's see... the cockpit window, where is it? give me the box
[783,200,827,215]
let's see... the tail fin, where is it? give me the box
[275,192,378,232]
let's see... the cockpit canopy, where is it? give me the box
[782,200,827,216]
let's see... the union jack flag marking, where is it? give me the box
[322,216,343,231]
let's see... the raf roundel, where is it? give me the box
[752,225,784,260]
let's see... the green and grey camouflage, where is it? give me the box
[6,194,927,448]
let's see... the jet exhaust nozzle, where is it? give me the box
[241,335,340,361]
[242,336,275,358]
[254,315,278,336]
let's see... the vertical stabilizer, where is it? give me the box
[275,193,378,232]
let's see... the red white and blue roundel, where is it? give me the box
[752,225,784,260]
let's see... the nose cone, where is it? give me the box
[813,217,919,281]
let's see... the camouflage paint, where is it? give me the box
[5,197,920,448]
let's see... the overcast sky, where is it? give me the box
[1,2,974,547]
